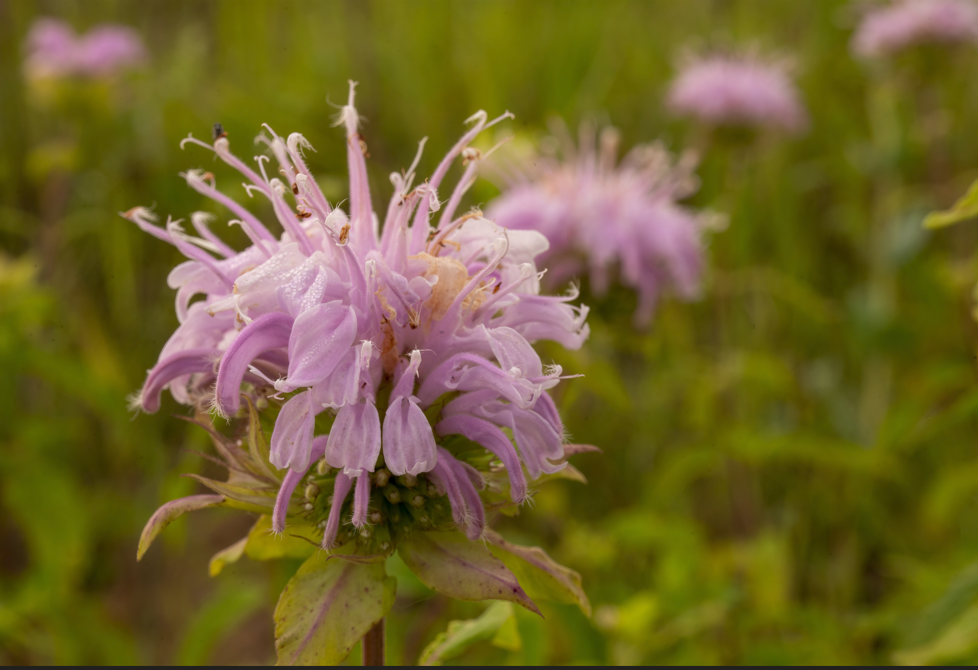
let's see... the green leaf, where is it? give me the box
[534,463,588,486]
[137,494,224,560]
[486,530,591,616]
[398,531,541,616]
[895,603,978,665]
[245,396,278,480]
[901,560,978,651]
[208,536,248,577]
[244,515,319,561]
[419,601,521,666]
[924,179,978,229]
[274,548,397,666]
[182,473,276,512]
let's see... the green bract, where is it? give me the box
[138,397,590,664]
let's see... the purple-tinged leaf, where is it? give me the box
[174,414,252,475]
[553,443,602,462]
[535,463,588,485]
[137,494,224,560]
[398,531,541,616]
[274,549,396,666]
[486,529,590,616]
[182,474,275,513]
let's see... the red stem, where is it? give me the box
[362,618,385,666]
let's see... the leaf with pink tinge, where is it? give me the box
[398,531,542,616]
[486,529,591,617]
[274,548,396,666]
[137,494,224,560]
[182,474,275,513]
[552,443,602,464]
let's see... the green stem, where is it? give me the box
[362,618,385,666]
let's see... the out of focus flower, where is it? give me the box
[23,18,146,80]
[852,0,978,57]
[666,53,808,133]
[487,122,707,326]
[125,82,589,549]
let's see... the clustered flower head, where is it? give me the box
[852,0,978,57]
[486,122,706,326]
[23,17,146,80]
[125,82,589,550]
[666,52,808,133]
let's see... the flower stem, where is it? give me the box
[362,618,385,666]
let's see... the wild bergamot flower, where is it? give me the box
[127,82,590,553]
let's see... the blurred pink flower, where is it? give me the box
[666,54,808,133]
[487,123,707,326]
[23,17,146,80]
[852,0,978,57]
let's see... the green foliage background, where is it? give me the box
[4,0,978,664]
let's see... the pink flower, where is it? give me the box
[852,0,978,57]
[23,18,145,80]
[487,123,706,326]
[666,53,807,133]
[124,83,589,547]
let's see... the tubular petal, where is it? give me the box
[272,467,307,534]
[269,391,317,471]
[382,396,437,476]
[139,348,220,413]
[278,302,357,392]
[436,414,527,503]
[322,473,353,549]
[325,401,382,475]
[215,311,294,416]
[352,472,371,528]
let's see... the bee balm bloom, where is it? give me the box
[23,18,146,80]
[666,53,807,133]
[852,0,978,57]
[487,123,705,325]
[125,83,589,548]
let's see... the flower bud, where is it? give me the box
[304,484,320,501]
[374,469,391,488]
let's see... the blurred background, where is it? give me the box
[4,0,978,664]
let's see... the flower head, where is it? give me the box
[486,122,706,326]
[126,83,589,549]
[852,0,978,57]
[23,18,146,80]
[666,52,807,133]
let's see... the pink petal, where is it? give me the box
[269,391,317,471]
[382,396,437,476]
[325,401,381,475]
[214,311,293,416]
[278,301,357,392]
